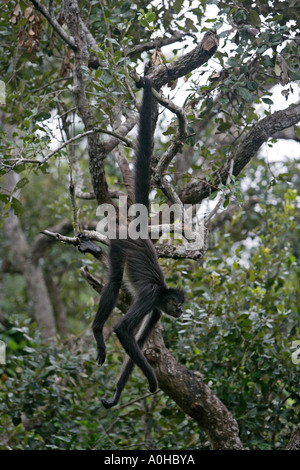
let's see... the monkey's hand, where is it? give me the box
[77,233,102,260]
[96,345,106,366]
[93,330,106,365]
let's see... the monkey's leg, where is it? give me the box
[92,247,124,365]
[102,308,161,408]
[113,297,159,394]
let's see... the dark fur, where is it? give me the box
[92,76,185,408]
[77,233,102,259]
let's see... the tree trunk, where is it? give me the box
[3,172,57,339]
[286,423,300,450]
[147,323,244,450]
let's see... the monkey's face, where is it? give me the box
[164,299,183,318]
[161,288,185,318]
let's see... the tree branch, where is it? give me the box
[152,88,188,177]
[179,100,300,205]
[205,158,234,226]
[40,228,108,247]
[30,0,76,50]
[62,0,113,206]
[286,423,300,450]
[148,323,244,450]
[127,31,194,57]
[147,30,219,89]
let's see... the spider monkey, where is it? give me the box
[87,76,185,408]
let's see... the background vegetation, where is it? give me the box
[0,0,300,450]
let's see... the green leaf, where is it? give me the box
[34,112,51,123]
[218,121,232,132]
[0,194,10,203]
[209,190,218,200]
[277,303,284,313]
[262,97,274,105]
[146,10,156,23]
[294,126,300,140]
[237,87,254,103]
[223,197,230,208]
[11,197,24,216]
[15,177,29,190]
[174,0,184,14]
[163,126,176,135]
[249,9,261,27]
[227,57,240,67]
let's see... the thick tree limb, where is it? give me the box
[147,323,244,450]
[286,423,300,450]
[179,100,300,205]
[147,30,219,89]
[40,227,204,260]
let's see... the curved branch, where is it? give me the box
[179,100,300,205]
[148,324,244,450]
[39,128,132,166]
[30,0,76,50]
[286,423,300,450]
[147,30,219,89]
[152,88,188,177]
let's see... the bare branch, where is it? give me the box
[152,89,188,177]
[104,111,137,153]
[80,266,103,294]
[0,127,133,173]
[205,158,234,226]
[40,230,79,246]
[127,31,193,56]
[40,228,108,246]
[41,128,132,166]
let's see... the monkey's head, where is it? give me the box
[160,287,185,318]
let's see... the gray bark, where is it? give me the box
[3,172,57,339]
[286,423,300,450]
[179,101,300,204]
[147,324,244,450]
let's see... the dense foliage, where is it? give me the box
[0,0,300,450]
[1,185,299,450]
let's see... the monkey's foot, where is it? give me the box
[101,387,120,409]
[101,397,117,409]
[148,377,158,393]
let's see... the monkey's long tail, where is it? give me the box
[134,77,153,212]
